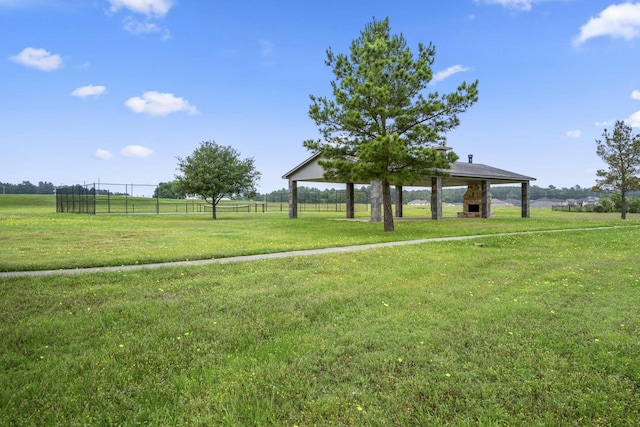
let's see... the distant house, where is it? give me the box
[408,199,429,206]
[579,196,600,207]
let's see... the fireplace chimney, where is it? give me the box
[468,154,473,164]
[434,145,452,154]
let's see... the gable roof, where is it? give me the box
[283,152,536,187]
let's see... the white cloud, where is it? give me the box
[632,90,640,100]
[71,85,107,98]
[628,111,640,128]
[123,17,159,33]
[108,0,174,18]
[474,0,534,12]
[95,149,113,160]
[125,91,199,116]
[595,119,615,127]
[566,130,582,138]
[10,47,62,71]
[574,3,640,45]
[122,16,171,39]
[121,145,153,157]
[431,65,471,84]
[108,1,174,39]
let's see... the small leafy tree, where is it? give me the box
[153,181,180,199]
[593,120,640,219]
[598,197,613,212]
[628,197,640,213]
[175,141,261,219]
[304,17,478,231]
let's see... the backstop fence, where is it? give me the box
[56,185,97,214]
[56,183,162,214]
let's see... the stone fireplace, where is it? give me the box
[457,184,487,218]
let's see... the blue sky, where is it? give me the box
[1,0,640,194]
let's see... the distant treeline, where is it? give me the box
[256,184,622,205]
[5,180,640,204]
[1,181,56,195]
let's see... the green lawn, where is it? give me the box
[1,194,638,272]
[1,195,640,425]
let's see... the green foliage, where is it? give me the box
[0,180,55,194]
[597,194,640,214]
[610,193,622,211]
[153,181,180,199]
[304,17,478,231]
[598,197,613,212]
[628,197,640,213]
[593,120,640,219]
[175,140,261,218]
[261,185,371,204]
[2,228,640,425]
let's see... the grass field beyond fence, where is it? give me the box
[1,195,640,425]
[2,194,639,273]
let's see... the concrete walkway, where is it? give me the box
[0,226,629,278]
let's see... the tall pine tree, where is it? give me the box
[304,18,478,231]
[593,120,640,219]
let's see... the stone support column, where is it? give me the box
[288,180,298,219]
[481,180,491,218]
[431,177,442,220]
[395,185,403,218]
[370,180,382,222]
[521,182,530,218]
[346,182,355,219]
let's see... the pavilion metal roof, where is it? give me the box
[283,152,536,187]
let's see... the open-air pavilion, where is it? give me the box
[283,151,536,221]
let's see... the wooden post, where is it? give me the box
[346,182,355,219]
[288,180,298,219]
[431,177,442,220]
[370,180,382,222]
[395,185,403,218]
[521,182,530,218]
[481,180,490,218]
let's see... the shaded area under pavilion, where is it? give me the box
[282,152,536,221]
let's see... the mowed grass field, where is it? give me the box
[1,194,638,272]
[1,194,640,425]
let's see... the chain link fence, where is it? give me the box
[56,183,368,215]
